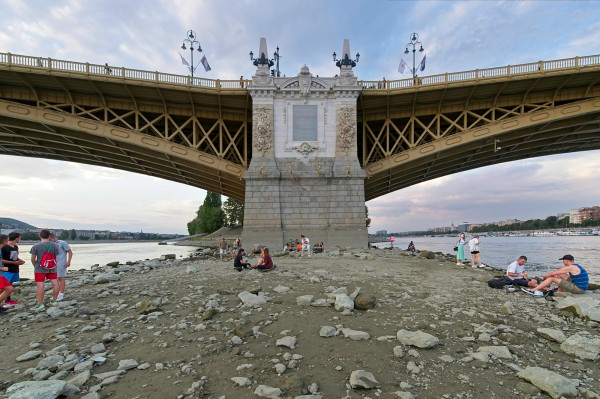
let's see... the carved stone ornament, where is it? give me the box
[337,70,357,86]
[253,107,273,155]
[298,65,311,99]
[291,142,318,157]
[253,70,273,85]
[337,106,356,152]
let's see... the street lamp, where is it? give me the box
[404,32,424,78]
[249,46,282,77]
[181,30,202,78]
[332,51,360,68]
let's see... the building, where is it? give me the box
[375,230,388,236]
[577,206,600,223]
[570,209,582,224]
[497,219,521,226]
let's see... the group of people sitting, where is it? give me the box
[492,254,589,296]
[312,242,325,253]
[233,246,275,272]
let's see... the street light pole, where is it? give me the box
[181,30,202,78]
[404,32,424,79]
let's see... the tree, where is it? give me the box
[223,198,245,226]
[70,229,77,240]
[59,231,69,240]
[365,206,371,228]
[187,191,226,235]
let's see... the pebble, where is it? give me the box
[16,350,43,362]
[231,376,252,387]
[341,328,370,341]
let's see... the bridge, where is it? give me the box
[1,52,599,202]
[1,47,599,247]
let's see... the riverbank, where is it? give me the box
[1,248,599,398]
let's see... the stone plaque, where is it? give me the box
[293,105,318,142]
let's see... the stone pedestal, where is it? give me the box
[242,39,367,250]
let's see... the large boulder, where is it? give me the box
[557,296,600,322]
[349,370,380,389]
[6,380,68,399]
[93,273,120,284]
[560,334,600,360]
[238,291,267,306]
[517,366,578,398]
[396,330,440,348]
[354,294,376,310]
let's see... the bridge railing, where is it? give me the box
[359,54,600,90]
[2,51,599,92]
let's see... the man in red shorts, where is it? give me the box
[30,229,59,311]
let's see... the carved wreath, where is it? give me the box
[253,107,273,155]
[291,142,318,157]
[337,106,356,152]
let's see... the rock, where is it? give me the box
[117,359,139,370]
[349,370,380,389]
[349,287,361,300]
[537,328,567,343]
[254,384,283,398]
[46,307,65,318]
[67,370,91,387]
[73,360,94,373]
[274,363,286,374]
[106,261,120,267]
[500,301,513,315]
[91,343,106,354]
[160,254,176,260]
[296,295,314,306]
[6,380,68,399]
[238,291,267,306]
[396,330,440,348]
[273,285,291,293]
[406,361,421,374]
[93,370,126,381]
[342,328,370,341]
[560,334,600,360]
[580,388,600,399]
[439,355,454,363]
[334,294,354,312]
[295,396,323,399]
[77,306,97,315]
[319,326,337,337]
[477,345,512,359]
[517,366,579,398]
[310,299,331,307]
[80,392,100,399]
[16,350,43,362]
[186,265,198,273]
[557,296,600,321]
[37,355,64,370]
[276,336,297,349]
[393,346,404,357]
[93,273,120,284]
[137,363,150,370]
[231,377,252,387]
[354,294,376,310]
[515,381,541,395]
[202,308,218,320]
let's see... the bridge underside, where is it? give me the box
[359,67,600,200]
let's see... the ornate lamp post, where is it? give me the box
[181,30,202,78]
[332,51,360,68]
[404,32,424,78]
[249,46,282,76]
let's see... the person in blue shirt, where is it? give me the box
[531,254,588,294]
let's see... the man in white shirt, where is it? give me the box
[468,235,485,268]
[301,235,310,257]
[506,256,538,288]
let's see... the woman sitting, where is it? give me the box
[251,247,274,270]
[406,241,416,252]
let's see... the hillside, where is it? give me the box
[0,217,37,230]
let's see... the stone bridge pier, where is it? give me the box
[242,39,367,250]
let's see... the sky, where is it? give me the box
[1,0,600,234]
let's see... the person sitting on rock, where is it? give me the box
[531,254,588,294]
[251,247,274,270]
[406,241,416,252]
[233,248,250,272]
[507,255,538,288]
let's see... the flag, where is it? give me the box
[398,58,408,74]
[201,55,211,72]
[419,55,426,72]
[179,53,190,67]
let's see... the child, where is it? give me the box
[0,234,15,312]
[1,232,25,306]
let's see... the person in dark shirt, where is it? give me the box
[251,247,274,270]
[234,248,250,272]
[1,232,26,306]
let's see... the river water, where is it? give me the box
[374,235,599,278]
[12,242,198,280]
[10,236,599,280]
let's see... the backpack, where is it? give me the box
[40,242,57,269]
[487,276,512,289]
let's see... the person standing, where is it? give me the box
[1,232,26,306]
[390,235,395,248]
[49,233,73,301]
[232,237,241,256]
[468,235,485,268]
[301,235,310,257]
[456,233,466,266]
[30,229,60,310]
[0,234,16,312]
[218,237,229,261]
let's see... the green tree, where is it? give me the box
[365,206,371,228]
[223,198,245,226]
[22,231,39,240]
[70,229,77,240]
[187,191,226,235]
[59,231,69,240]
